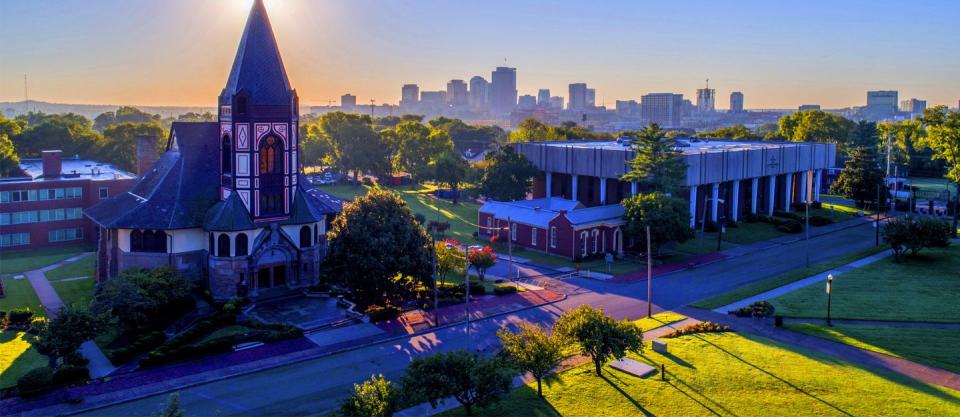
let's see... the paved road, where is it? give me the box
[73,222,882,417]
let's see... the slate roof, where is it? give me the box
[85,122,221,229]
[479,197,624,229]
[222,0,292,106]
[204,192,255,232]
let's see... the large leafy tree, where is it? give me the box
[90,267,192,330]
[479,147,538,201]
[394,121,454,182]
[435,240,464,288]
[430,150,470,203]
[622,123,686,194]
[100,122,166,172]
[498,322,565,397]
[694,124,757,140]
[830,147,887,208]
[402,349,514,417]
[919,106,960,234]
[467,246,496,281]
[777,110,856,154]
[622,192,694,255]
[340,374,399,417]
[554,305,643,376]
[35,307,102,368]
[0,133,21,177]
[298,122,334,168]
[508,119,610,143]
[319,112,390,182]
[12,112,103,158]
[429,116,505,151]
[325,189,433,306]
[93,106,161,131]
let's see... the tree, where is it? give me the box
[91,267,192,330]
[340,374,398,417]
[394,121,454,182]
[850,121,879,151]
[776,110,856,154]
[507,118,552,143]
[429,117,505,151]
[325,189,433,306]
[0,133,22,177]
[498,322,565,397]
[479,147,538,201]
[554,305,643,376]
[299,122,334,168]
[830,147,887,208]
[100,122,166,172]
[435,240,464,288]
[319,112,390,182]
[919,106,960,235]
[883,216,952,262]
[622,124,687,194]
[147,393,185,417]
[35,307,101,368]
[93,106,161,131]
[175,112,216,122]
[12,112,103,158]
[467,246,496,281]
[694,124,757,140]
[430,151,469,203]
[403,349,514,417]
[622,192,694,255]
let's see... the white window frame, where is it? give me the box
[592,229,600,254]
[510,222,517,241]
[99,187,109,199]
[531,227,537,246]
[580,231,589,256]
[550,227,557,248]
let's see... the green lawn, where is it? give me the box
[51,277,95,309]
[910,177,956,195]
[44,255,95,281]
[439,332,960,417]
[0,277,45,317]
[786,323,960,374]
[198,325,257,343]
[0,331,48,389]
[634,312,686,332]
[770,245,960,323]
[690,245,888,310]
[0,244,94,275]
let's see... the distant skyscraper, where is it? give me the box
[549,96,564,110]
[489,67,517,115]
[729,91,744,113]
[865,90,898,119]
[641,93,683,128]
[900,98,926,115]
[537,89,551,106]
[568,83,588,111]
[518,95,537,110]
[341,94,357,110]
[586,88,596,108]
[468,76,489,111]
[419,91,446,113]
[400,84,419,113]
[798,104,821,112]
[696,85,715,113]
[615,100,639,116]
[446,79,468,107]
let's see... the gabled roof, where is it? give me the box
[204,192,255,232]
[479,200,560,229]
[85,122,220,229]
[222,0,292,106]
[566,204,624,226]
[479,197,624,229]
[510,198,583,212]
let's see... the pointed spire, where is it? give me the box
[223,0,292,106]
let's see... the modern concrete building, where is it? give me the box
[568,83,588,111]
[641,93,683,128]
[730,92,744,113]
[518,94,537,110]
[446,79,468,108]
[900,98,926,117]
[340,94,357,112]
[468,76,488,111]
[864,90,898,120]
[400,84,419,113]
[696,87,715,113]
[489,67,517,115]
[537,89,551,107]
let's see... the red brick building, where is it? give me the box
[0,150,136,251]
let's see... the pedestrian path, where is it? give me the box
[713,249,892,314]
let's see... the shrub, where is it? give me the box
[724,221,738,228]
[9,308,34,327]
[777,220,803,234]
[742,212,759,223]
[365,305,400,322]
[52,365,90,386]
[414,213,426,225]
[493,284,518,296]
[811,201,822,209]
[773,210,802,221]
[729,301,775,318]
[17,367,54,397]
[663,321,731,338]
[0,310,7,328]
[703,220,720,233]
[63,351,89,367]
[28,317,48,335]
[808,215,833,227]
[107,331,166,364]
[362,177,374,186]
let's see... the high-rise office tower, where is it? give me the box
[730,91,744,113]
[341,94,357,111]
[900,98,926,116]
[468,76,489,111]
[866,90,898,119]
[641,93,684,128]
[400,84,419,113]
[616,100,639,116]
[419,91,446,114]
[549,96,564,110]
[518,95,537,110]
[537,89,551,107]
[568,83,588,111]
[489,67,517,115]
[586,88,596,108]
[446,79,468,108]
[696,86,715,113]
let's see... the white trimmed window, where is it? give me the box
[0,232,30,247]
[592,229,600,254]
[99,187,109,199]
[580,231,589,256]
[550,227,557,248]
[531,227,537,246]
[510,223,517,241]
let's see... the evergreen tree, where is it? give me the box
[622,124,686,194]
[830,147,887,208]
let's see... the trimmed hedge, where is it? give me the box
[17,367,54,397]
[663,321,731,338]
[729,301,775,318]
[777,220,803,234]
[106,331,167,364]
[808,215,833,227]
[140,320,302,367]
[365,305,400,322]
[52,365,90,386]
[9,308,34,327]
[493,284,518,296]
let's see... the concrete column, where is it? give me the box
[767,175,776,215]
[710,183,720,222]
[689,185,697,228]
[545,172,552,198]
[571,175,579,202]
[630,181,638,196]
[599,177,607,205]
[784,172,793,211]
[750,177,759,214]
[814,169,823,201]
[731,180,741,221]
[799,171,808,204]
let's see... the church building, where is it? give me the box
[86,0,341,300]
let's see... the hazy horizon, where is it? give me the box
[2,0,958,109]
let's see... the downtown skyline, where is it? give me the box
[1,0,958,109]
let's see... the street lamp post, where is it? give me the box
[432,234,439,328]
[646,225,652,318]
[464,245,471,341]
[826,273,834,327]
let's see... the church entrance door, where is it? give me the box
[273,265,286,287]
[257,268,272,289]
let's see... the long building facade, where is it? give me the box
[480,138,836,259]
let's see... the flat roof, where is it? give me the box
[3,158,136,184]
[530,138,806,155]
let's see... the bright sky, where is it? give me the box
[1,0,958,109]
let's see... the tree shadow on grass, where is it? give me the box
[662,370,739,417]
[599,372,656,417]
[643,351,695,369]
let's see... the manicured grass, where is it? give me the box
[44,255,95,281]
[0,331,47,389]
[199,325,256,343]
[786,323,960,374]
[0,244,93,275]
[51,277,95,309]
[690,245,888,310]
[910,176,956,195]
[770,245,960,323]
[634,312,686,332]
[439,332,960,417]
[0,277,45,318]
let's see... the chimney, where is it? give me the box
[42,150,62,178]
[136,135,159,177]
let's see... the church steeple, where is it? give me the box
[220,0,294,107]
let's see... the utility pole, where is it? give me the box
[432,234,439,327]
[370,99,376,117]
[646,225,652,318]
[464,245,471,343]
[875,184,881,246]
